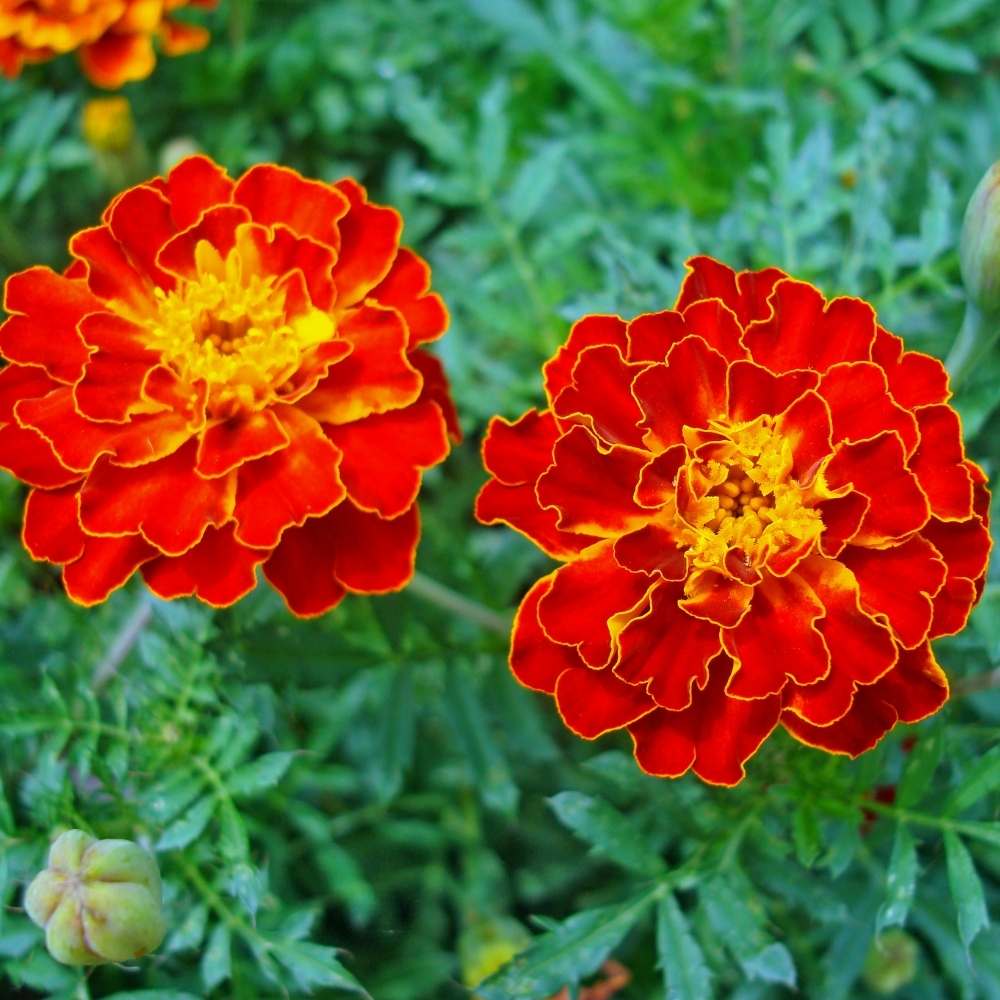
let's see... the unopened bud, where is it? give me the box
[961,161,1000,316]
[24,830,166,966]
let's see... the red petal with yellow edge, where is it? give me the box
[722,572,829,699]
[233,165,349,248]
[675,258,787,327]
[824,433,929,545]
[536,424,649,536]
[233,408,344,549]
[909,405,974,521]
[410,350,461,441]
[196,409,289,478]
[555,667,655,739]
[165,156,234,229]
[70,226,151,315]
[872,326,950,408]
[775,389,833,483]
[614,582,720,710]
[263,518,348,617]
[279,340,354,404]
[726,359,818,422]
[326,400,448,518]
[816,491,869,557]
[156,205,250,279]
[632,335,727,450]
[476,479,596,560]
[625,310,686,362]
[107,185,177,290]
[818,361,919,454]
[0,423,79,488]
[370,248,449,347]
[629,654,781,786]
[79,32,155,88]
[0,364,56,419]
[1,267,96,381]
[929,576,977,639]
[679,569,754,628]
[330,501,419,593]
[536,541,652,668]
[331,178,402,307]
[634,446,686,508]
[22,487,85,564]
[299,304,421,425]
[744,280,876,375]
[782,687,898,757]
[143,524,267,607]
[870,642,948,723]
[80,441,235,556]
[63,535,156,607]
[544,314,628,403]
[921,514,992,583]
[481,410,557,485]
[74,313,161,422]
[16,387,117,471]
[680,299,745,361]
[509,575,584,692]
[160,18,210,55]
[839,536,946,649]
[553,344,648,448]
[613,523,687,580]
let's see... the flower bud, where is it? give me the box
[24,830,166,966]
[862,929,919,995]
[82,98,135,154]
[961,161,1000,316]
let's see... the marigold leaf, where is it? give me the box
[201,923,232,993]
[371,664,415,803]
[656,893,711,1000]
[227,751,297,797]
[274,941,369,996]
[943,831,989,951]
[897,727,943,807]
[743,942,797,988]
[156,795,216,851]
[903,35,978,73]
[943,744,1000,816]
[877,824,918,933]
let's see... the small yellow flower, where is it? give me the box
[82,97,135,154]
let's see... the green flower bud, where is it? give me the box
[862,929,919,995]
[961,161,1000,316]
[24,830,166,966]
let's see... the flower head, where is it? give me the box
[0,0,216,88]
[82,95,134,153]
[0,155,458,615]
[477,257,991,785]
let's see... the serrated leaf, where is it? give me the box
[505,141,567,228]
[476,78,510,191]
[944,832,989,951]
[867,57,932,100]
[548,792,663,874]
[793,801,821,867]
[274,941,368,996]
[156,795,216,851]
[371,664,415,803]
[166,903,208,954]
[478,892,655,999]
[944,744,1000,816]
[897,727,942,807]
[217,799,249,864]
[201,923,232,993]
[904,35,977,72]
[701,872,769,961]
[743,942,796,987]
[877,825,918,934]
[656,893,711,1000]
[227,752,296,797]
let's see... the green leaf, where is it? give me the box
[0,775,13,835]
[476,78,510,191]
[371,664,415,803]
[227,752,296,797]
[217,799,249,864]
[867,57,932,100]
[201,923,232,993]
[103,993,202,1000]
[743,942,797,988]
[156,795,216,851]
[700,872,770,961]
[943,831,989,950]
[944,744,1000,816]
[656,893,711,1000]
[793,801,821,867]
[903,35,978,72]
[505,141,567,228]
[274,941,368,996]
[165,903,208,954]
[877,825,918,934]
[897,726,942,807]
[478,892,656,999]
[548,792,663,875]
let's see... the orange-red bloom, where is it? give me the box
[0,155,458,614]
[477,257,991,785]
[0,0,215,88]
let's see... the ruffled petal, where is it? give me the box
[625,310,686,363]
[195,409,289,478]
[156,205,250,280]
[329,501,419,593]
[409,350,461,441]
[106,184,177,290]
[929,576,978,639]
[70,225,152,315]
[921,513,992,583]
[0,423,79,488]
[613,523,687,580]
[675,256,786,327]
[22,487,85,564]
[263,516,347,617]
[678,569,753,628]
[554,667,655,738]
[369,248,449,347]
[774,389,833,483]
[726,359,818,422]
[63,535,156,606]
[331,178,402,307]
[908,405,974,521]
[79,32,155,88]
[544,314,628,403]
[872,326,950,408]
[680,298,745,361]
[509,575,584,692]
[165,155,234,230]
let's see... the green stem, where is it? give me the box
[408,572,511,636]
[946,301,1000,390]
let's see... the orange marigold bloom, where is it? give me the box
[0,155,459,614]
[0,0,215,88]
[477,257,992,786]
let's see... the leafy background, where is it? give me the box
[1,0,999,997]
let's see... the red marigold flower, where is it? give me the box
[477,256,992,786]
[0,0,216,88]
[0,155,459,615]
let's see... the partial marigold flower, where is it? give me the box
[477,256,991,786]
[82,95,134,153]
[0,155,458,615]
[0,0,216,88]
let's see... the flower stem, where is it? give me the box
[93,592,154,690]
[946,301,1000,390]
[408,572,511,637]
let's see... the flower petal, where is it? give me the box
[675,256,786,326]
[263,517,347,617]
[63,535,156,607]
[22,487,85,564]
[872,326,949,408]
[0,423,79,488]
[679,569,753,628]
[908,405,974,521]
[544,314,628,403]
[555,667,655,738]
[195,409,290,478]
[613,523,687,580]
[625,310,686,363]
[410,350,461,441]
[79,32,155,88]
[929,576,978,639]
[70,225,151,315]
[509,574,584,692]
[165,155,234,230]
[369,248,448,347]
[775,389,833,483]
[331,178,402,307]
[726,359,818,422]
[921,513,992,583]
[329,501,419,593]
[680,298,745,361]
[107,184,177,290]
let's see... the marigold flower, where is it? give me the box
[0,155,458,615]
[82,95,134,153]
[0,0,216,88]
[477,257,991,785]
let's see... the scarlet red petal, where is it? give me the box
[555,667,655,738]
[22,487,85,564]
[325,400,448,518]
[839,536,946,649]
[870,642,949,723]
[816,491,869,557]
[263,516,347,617]
[329,501,419,593]
[107,185,177,290]
[629,654,781,786]
[744,280,876,374]
[680,298,745,361]
[142,524,267,607]
[726,359,818,422]
[544,314,628,403]
[165,156,234,230]
[615,583,720,710]
[536,542,652,668]
[824,433,929,545]
[0,363,55,420]
[632,335,728,450]
[775,389,833,483]
[196,409,290,478]
[872,326,950,408]
[481,410,557,485]
[79,32,155,88]
[921,514,992,583]
[79,441,235,556]
[509,575,585,692]
[613,523,687,580]
[818,361,919,454]
[634,446,686,508]
[63,535,156,606]
[159,18,210,55]
[70,226,151,315]
[625,310,686,363]
[156,205,250,280]
[409,350,461,441]
[679,569,754,628]
[369,248,448,347]
[909,405,974,521]
[536,424,649,536]
[0,423,79,488]
[331,178,402,307]
[233,408,345,549]
[675,258,787,326]
[1,267,96,381]
[553,344,647,448]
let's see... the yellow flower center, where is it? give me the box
[145,237,334,418]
